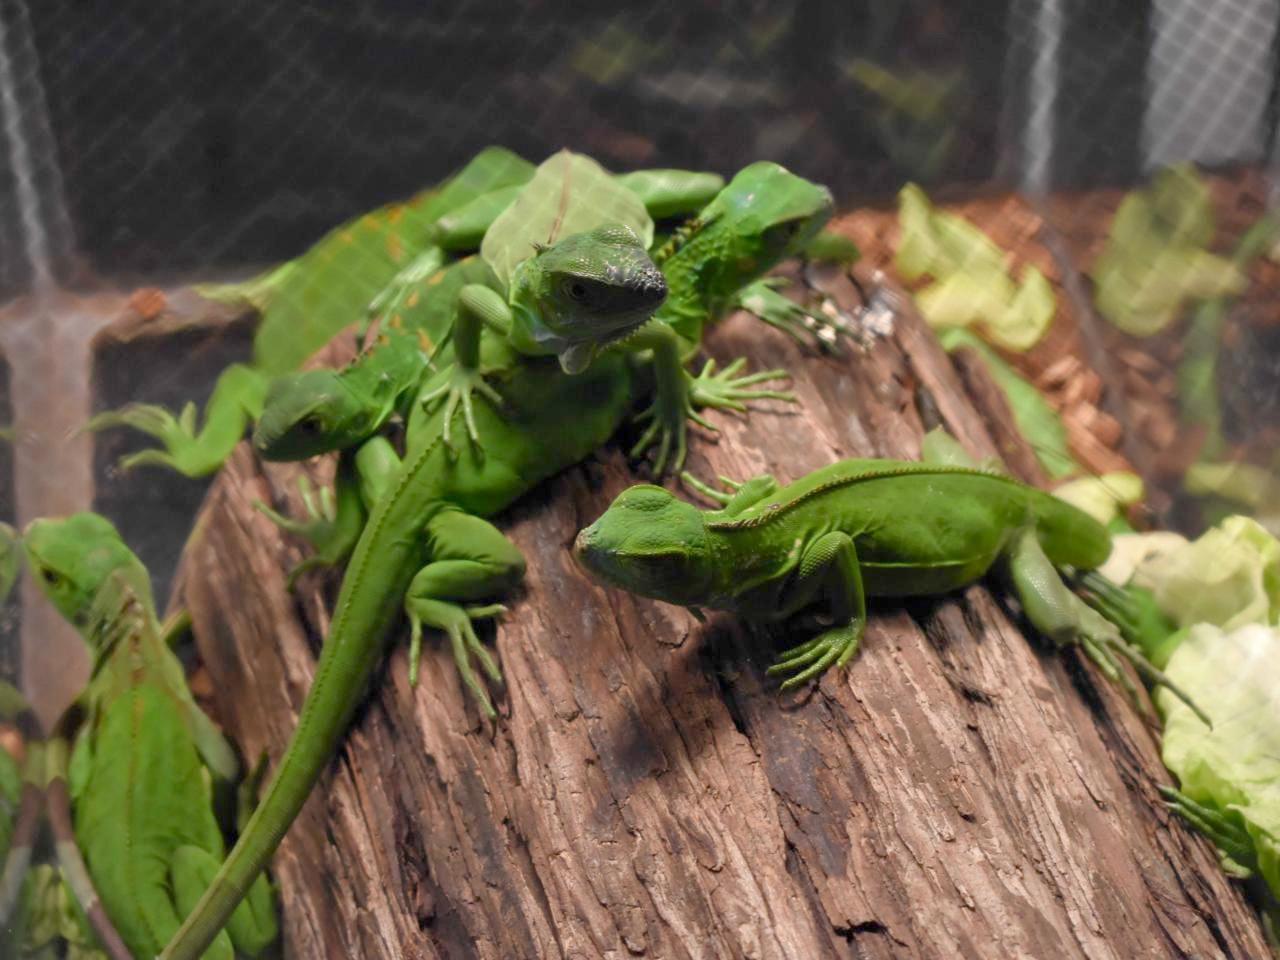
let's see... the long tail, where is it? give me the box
[159,445,429,960]
[43,726,133,960]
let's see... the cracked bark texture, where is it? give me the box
[172,266,1270,959]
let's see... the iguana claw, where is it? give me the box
[84,402,219,476]
[688,357,796,411]
[405,600,506,718]
[735,277,851,353]
[420,366,503,455]
[253,476,351,587]
[766,623,862,691]
[631,358,795,477]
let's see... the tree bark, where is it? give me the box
[173,266,1270,959]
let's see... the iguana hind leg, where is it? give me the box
[405,510,527,717]
[1003,528,1208,723]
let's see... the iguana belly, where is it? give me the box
[411,351,635,519]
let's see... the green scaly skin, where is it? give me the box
[573,445,1204,716]
[159,170,838,958]
[23,514,279,960]
[159,337,645,960]
[436,162,835,475]
[253,165,839,578]
[86,156,724,479]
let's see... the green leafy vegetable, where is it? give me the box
[1052,472,1143,526]
[1108,516,1280,634]
[937,328,1077,479]
[1090,164,1245,337]
[1159,622,1280,907]
[895,184,1054,350]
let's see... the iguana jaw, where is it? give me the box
[510,223,668,370]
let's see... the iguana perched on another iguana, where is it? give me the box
[86,149,727,477]
[158,163,835,960]
[572,433,1204,718]
[249,160,836,582]
[22,514,279,960]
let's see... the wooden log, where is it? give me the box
[173,267,1270,959]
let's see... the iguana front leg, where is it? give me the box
[626,321,795,476]
[764,532,867,690]
[405,509,527,716]
[418,284,509,452]
[85,364,268,477]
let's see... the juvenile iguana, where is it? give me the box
[572,438,1201,714]
[249,161,836,579]
[425,160,835,474]
[87,150,725,477]
[158,163,835,960]
[23,514,279,960]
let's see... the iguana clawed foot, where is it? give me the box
[735,277,851,353]
[420,365,504,455]
[630,358,795,477]
[1158,785,1256,876]
[253,476,355,587]
[766,622,863,691]
[405,599,506,718]
[84,402,218,476]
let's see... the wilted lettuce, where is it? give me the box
[895,185,1055,351]
[1159,623,1280,907]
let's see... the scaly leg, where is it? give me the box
[85,364,268,477]
[1003,529,1208,724]
[418,284,510,453]
[253,437,400,585]
[627,320,795,476]
[765,532,867,690]
[405,510,527,717]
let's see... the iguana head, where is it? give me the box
[509,223,667,374]
[673,162,835,304]
[573,485,715,606]
[253,369,379,461]
[23,513,150,630]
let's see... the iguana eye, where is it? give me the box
[300,416,323,434]
[564,280,589,302]
[40,568,60,588]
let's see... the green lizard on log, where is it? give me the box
[86,149,726,477]
[573,432,1204,719]
[22,514,279,960]
[157,161,834,960]
[249,160,835,582]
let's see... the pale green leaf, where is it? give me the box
[1160,622,1280,901]
[481,150,654,287]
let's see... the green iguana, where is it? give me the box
[572,435,1202,716]
[22,514,279,960]
[87,150,726,477]
[158,164,835,960]
[248,161,836,582]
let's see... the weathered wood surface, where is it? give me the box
[173,266,1269,959]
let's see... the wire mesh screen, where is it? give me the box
[0,0,1276,730]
